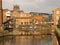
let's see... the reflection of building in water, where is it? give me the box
[53,7,60,27]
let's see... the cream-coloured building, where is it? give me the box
[3,5,32,28]
[53,7,60,27]
[3,5,50,30]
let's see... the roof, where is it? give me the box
[30,12,50,15]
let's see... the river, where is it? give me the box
[0,35,53,45]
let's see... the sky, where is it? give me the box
[2,0,60,13]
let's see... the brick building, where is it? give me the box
[53,7,60,26]
[3,5,32,29]
[3,5,50,31]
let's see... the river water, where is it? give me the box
[0,35,53,45]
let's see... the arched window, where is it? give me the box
[21,22,23,25]
[6,11,11,16]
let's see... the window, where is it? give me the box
[6,11,10,16]
[25,22,26,25]
[24,22,28,25]
[56,11,60,14]
[21,22,23,25]
[56,16,60,25]
[9,25,12,28]
[30,22,32,24]
[16,25,18,28]
[57,16,59,21]
[13,14,16,17]
[26,22,28,24]
[30,26,32,28]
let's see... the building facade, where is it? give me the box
[53,7,60,27]
[34,15,43,24]
[3,5,50,32]
[3,5,32,29]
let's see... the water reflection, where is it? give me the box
[0,35,53,45]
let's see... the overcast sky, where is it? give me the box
[2,0,60,13]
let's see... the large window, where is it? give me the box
[56,11,60,14]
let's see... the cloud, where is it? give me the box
[35,0,45,3]
[2,0,60,13]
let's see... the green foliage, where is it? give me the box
[56,28,60,37]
